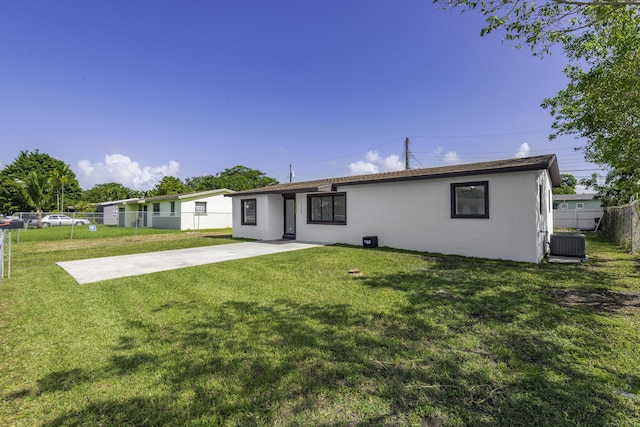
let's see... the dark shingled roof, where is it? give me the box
[228,154,561,196]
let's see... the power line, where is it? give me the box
[409,130,552,139]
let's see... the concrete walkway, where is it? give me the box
[57,241,327,284]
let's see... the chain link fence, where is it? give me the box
[15,211,105,225]
[15,211,231,231]
[603,201,640,254]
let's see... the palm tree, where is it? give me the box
[15,171,52,228]
[52,164,71,212]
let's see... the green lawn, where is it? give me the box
[1,229,639,426]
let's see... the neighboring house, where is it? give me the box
[95,198,141,225]
[228,154,561,263]
[95,189,234,230]
[553,193,603,230]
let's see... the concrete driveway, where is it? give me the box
[57,241,327,284]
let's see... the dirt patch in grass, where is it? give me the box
[552,289,640,314]
[30,231,231,252]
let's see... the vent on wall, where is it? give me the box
[550,234,586,258]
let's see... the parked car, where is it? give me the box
[27,215,90,227]
[0,217,25,229]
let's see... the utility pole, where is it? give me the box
[404,137,410,170]
[289,164,294,183]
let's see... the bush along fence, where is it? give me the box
[603,200,640,254]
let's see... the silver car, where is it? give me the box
[28,215,90,227]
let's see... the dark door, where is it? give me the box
[142,206,148,227]
[118,207,126,227]
[283,195,296,239]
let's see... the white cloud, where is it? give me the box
[348,160,379,175]
[348,150,405,175]
[515,143,531,158]
[382,154,404,171]
[443,151,461,164]
[365,150,381,163]
[76,154,180,190]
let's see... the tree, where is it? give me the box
[75,200,98,213]
[14,171,52,228]
[184,175,221,192]
[212,166,279,191]
[83,183,139,203]
[151,176,188,196]
[436,0,640,53]
[542,9,640,175]
[52,164,72,212]
[580,170,640,206]
[185,166,279,192]
[553,173,578,194]
[436,1,640,204]
[0,150,83,213]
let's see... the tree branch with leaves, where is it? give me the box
[14,171,53,228]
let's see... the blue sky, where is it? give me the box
[0,1,603,191]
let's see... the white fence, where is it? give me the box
[553,208,603,230]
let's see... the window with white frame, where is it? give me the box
[195,202,207,215]
[153,203,160,216]
[560,203,569,210]
[170,201,176,216]
[576,203,585,209]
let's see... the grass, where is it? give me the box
[1,229,639,426]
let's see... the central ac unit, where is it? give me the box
[550,234,586,258]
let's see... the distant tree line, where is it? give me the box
[0,150,279,220]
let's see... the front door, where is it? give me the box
[283,195,296,239]
[118,207,126,227]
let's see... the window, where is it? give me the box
[195,201,207,215]
[241,199,257,225]
[170,202,176,216]
[560,203,569,210]
[539,184,543,214]
[307,193,346,224]
[576,203,585,209]
[153,203,160,216]
[451,181,489,218]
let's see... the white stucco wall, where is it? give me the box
[535,171,554,259]
[124,194,232,230]
[180,194,233,230]
[231,170,554,263]
[101,204,119,225]
[232,194,284,240]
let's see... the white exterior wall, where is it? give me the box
[230,170,554,263]
[102,204,119,225]
[180,195,233,230]
[232,194,284,240]
[126,194,232,230]
[535,170,554,259]
[302,171,551,263]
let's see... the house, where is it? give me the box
[96,189,234,230]
[227,154,561,263]
[553,193,603,230]
[95,198,141,225]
